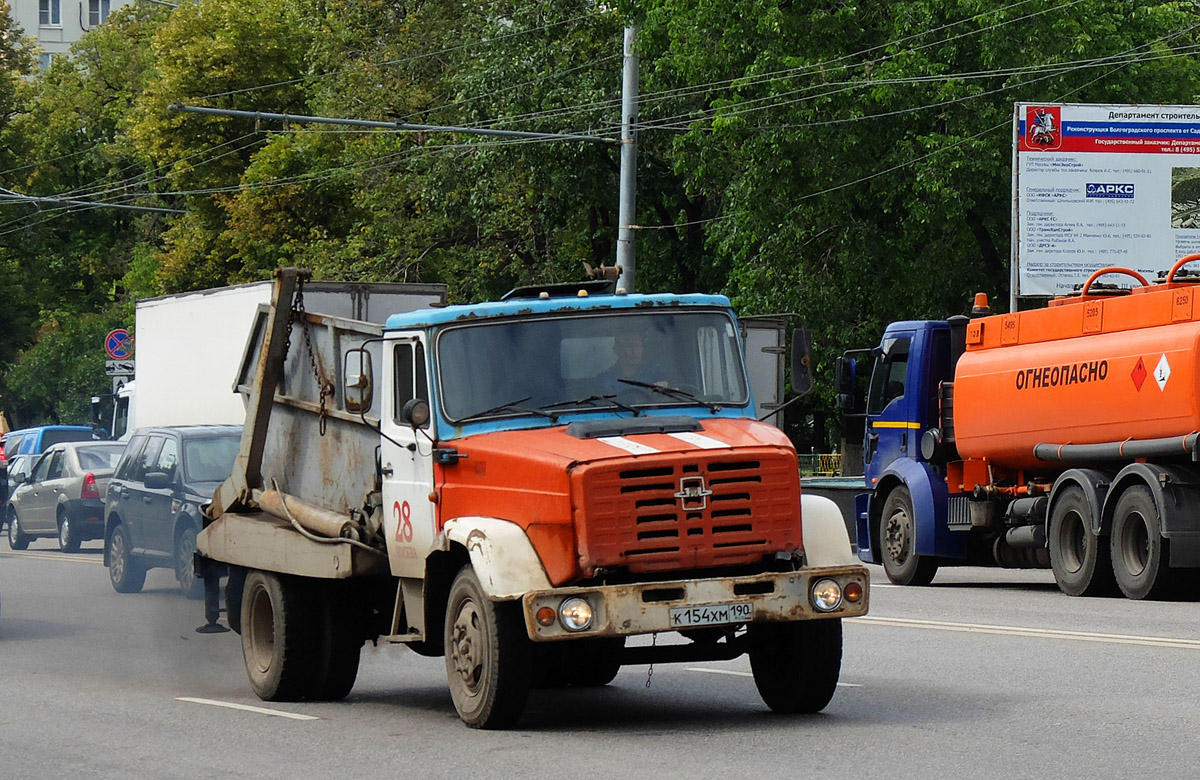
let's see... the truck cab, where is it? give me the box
[845,319,965,583]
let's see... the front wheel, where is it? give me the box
[175,526,204,600]
[1110,486,1173,600]
[444,567,531,729]
[58,509,80,553]
[106,525,146,593]
[749,619,843,714]
[879,487,937,585]
[8,508,30,550]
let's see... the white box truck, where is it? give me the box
[110,279,447,438]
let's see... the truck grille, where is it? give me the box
[574,450,801,574]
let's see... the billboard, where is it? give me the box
[1013,102,1200,298]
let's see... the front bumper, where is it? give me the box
[521,564,869,641]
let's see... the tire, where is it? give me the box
[310,581,363,701]
[568,638,624,687]
[106,524,146,594]
[175,526,204,600]
[444,567,531,729]
[879,487,937,586]
[1110,486,1173,600]
[749,618,843,714]
[57,509,80,553]
[240,570,320,702]
[1048,485,1114,597]
[7,508,30,550]
[226,568,246,635]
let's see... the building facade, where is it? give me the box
[8,0,136,68]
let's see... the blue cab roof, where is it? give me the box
[385,292,733,331]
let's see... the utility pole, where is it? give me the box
[615,26,639,293]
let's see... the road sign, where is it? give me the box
[105,360,135,376]
[105,329,133,360]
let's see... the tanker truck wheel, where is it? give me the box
[1110,486,1173,600]
[879,487,938,586]
[749,618,842,714]
[444,566,531,729]
[241,570,319,701]
[1048,486,1115,597]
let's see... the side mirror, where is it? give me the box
[402,398,431,428]
[143,471,171,490]
[12,471,27,485]
[835,356,857,412]
[343,348,374,414]
[790,328,813,397]
[91,395,103,427]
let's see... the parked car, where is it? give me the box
[104,426,242,598]
[2,454,35,530]
[7,441,126,552]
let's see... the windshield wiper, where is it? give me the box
[617,379,722,412]
[541,394,641,416]
[458,396,560,423]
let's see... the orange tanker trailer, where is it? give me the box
[841,255,1200,599]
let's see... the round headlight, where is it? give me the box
[811,578,843,612]
[558,597,594,631]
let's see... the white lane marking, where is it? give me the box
[597,436,660,456]
[0,550,105,565]
[849,616,1200,650]
[684,667,861,686]
[177,697,319,720]
[668,432,729,450]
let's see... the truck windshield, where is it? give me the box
[436,310,750,422]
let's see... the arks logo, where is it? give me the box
[1086,183,1135,199]
[1025,106,1061,150]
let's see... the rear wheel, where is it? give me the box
[106,524,146,593]
[1111,486,1173,600]
[175,526,204,600]
[444,567,531,729]
[8,508,29,550]
[57,509,80,553]
[311,582,363,701]
[1048,486,1113,597]
[879,487,937,585]
[749,619,843,714]
[241,570,319,701]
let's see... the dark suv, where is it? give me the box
[103,426,242,597]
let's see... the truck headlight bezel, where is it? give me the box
[810,578,844,612]
[558,597,594,631]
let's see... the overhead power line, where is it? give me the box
[0,188,184,214]
[169,104,619,145]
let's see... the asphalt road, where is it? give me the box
[2,539,1199,780]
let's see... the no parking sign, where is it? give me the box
[105,329,133,360]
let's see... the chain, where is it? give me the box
[645,632,657,688]
[288,276,334,437]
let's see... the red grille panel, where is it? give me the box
[574,449,801,573]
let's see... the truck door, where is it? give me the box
[380,336,436,578]
[864,333,916,486]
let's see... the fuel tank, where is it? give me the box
[953,265,1200,472]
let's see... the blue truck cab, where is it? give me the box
[841,318,965,585]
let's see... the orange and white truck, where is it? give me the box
[195,268,869,728]
[841,255,1200,600]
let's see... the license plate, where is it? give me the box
[668,602,753,628]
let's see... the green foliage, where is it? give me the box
[2,0,1200,436]
[3,310,125,426]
